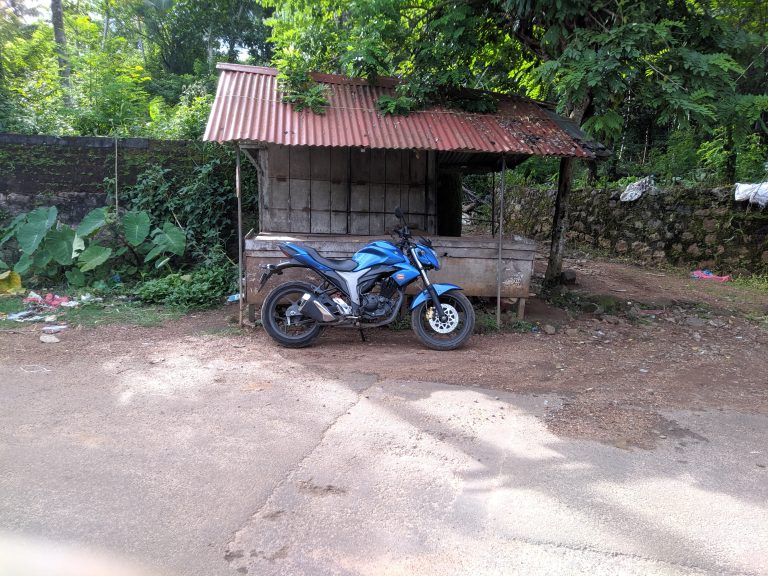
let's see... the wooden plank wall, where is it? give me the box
[260,144,436,235]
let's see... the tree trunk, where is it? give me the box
[101,1,111,49]
[51,0,71,92]
[544,157,576,286]
[543,96,591,287]
[724,125,737,184]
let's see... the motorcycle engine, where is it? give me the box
[360,277,399,320]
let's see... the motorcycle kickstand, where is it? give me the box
[358,329,367,342]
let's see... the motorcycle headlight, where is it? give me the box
[416,246,440,270]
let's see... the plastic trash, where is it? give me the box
[620,175,657,202]
[79,293,103,303]
[42,325,68,334]
[734,182,768,207]
[7,310,45,322]
[0,271,24,295]
[23,291,71,308]
[227,293,241,302]
[691,269,731,282]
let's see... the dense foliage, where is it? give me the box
[262,0,768,184]
[0,0,272,137]
[0,205,187,284]
[3,1,764,180]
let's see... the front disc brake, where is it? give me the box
[427,303,459,334]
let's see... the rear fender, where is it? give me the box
[257,260,306,292]
[409,284,462,310]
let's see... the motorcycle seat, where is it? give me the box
[301,245,358,271]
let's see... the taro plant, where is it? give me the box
[0,206,187,287]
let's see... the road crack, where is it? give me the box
[223,383,375,567]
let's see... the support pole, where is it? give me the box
[236,145,244,327]
[491,171,496,237]
[114,136,119,213]
[496,156,506,329]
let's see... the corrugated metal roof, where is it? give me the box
[204,63,599,158]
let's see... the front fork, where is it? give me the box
[409,247,447,322]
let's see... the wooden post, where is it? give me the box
[496,156,505,329]
[544,156,575,287]
[236,145,244,327]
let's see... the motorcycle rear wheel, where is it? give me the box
[411,291,474,351]
[261,281,323,348]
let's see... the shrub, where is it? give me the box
[135,263,236,309]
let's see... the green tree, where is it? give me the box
[262,0,768,283]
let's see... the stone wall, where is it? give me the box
[0,134,200,224]
[504,185,768,274]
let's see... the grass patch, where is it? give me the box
[474,310,535,334]
[0,295,23,315]
[732,273,768,293]
[63,301,183,327]
[0,295,181,329]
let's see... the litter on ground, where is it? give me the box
[691,269,731,282]
[23,291,73,308]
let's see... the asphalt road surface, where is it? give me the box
[1,327,767,576]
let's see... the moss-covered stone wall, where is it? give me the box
[0,134,200,224]
[505,185,768,274]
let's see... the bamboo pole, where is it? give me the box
[496,156,506,329]
[236,145,244,327]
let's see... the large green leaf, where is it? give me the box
[0,259,8,271]
[0,213,27,247]
[13,253,32,275]
[78,244,113,272]
[144,242,164,262]
[33,248,53,270]
[144,222,187,263]
[72,234,85,258]
[122,211,151,247]
[43,206,58,230]
[45,226,76,265]
[76,208,108,237]
[15,207,57,254]
[161,222,186,256]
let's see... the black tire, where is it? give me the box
[411,290,475,351]
[261,281,323,348]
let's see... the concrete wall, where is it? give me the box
[0,134,199,224]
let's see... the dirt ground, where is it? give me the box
[2,255,767,452]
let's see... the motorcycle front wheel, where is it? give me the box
[261,281,323,348]
[411,291,474,351]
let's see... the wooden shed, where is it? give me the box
[204,64,602,321]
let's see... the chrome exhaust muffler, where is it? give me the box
[298,293,336,322]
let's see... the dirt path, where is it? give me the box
[3,256,766,452]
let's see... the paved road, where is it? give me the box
[1,334,767,576]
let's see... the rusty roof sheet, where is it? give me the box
[204,63,600,159]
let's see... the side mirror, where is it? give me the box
[394,207,403,220]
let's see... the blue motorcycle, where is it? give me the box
[257,208,475,350]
